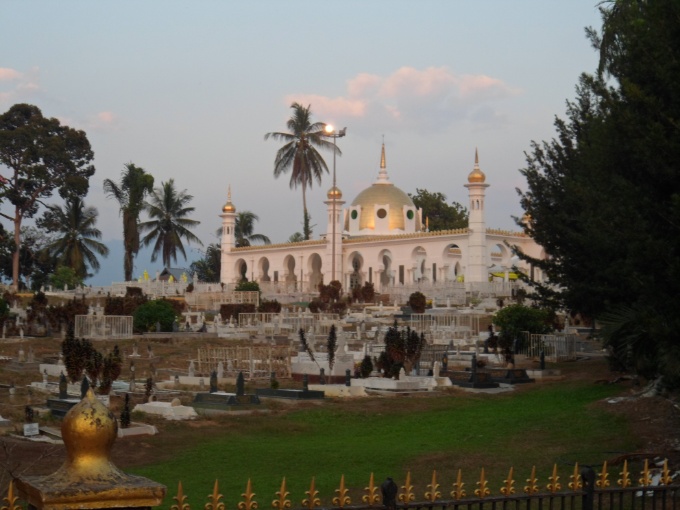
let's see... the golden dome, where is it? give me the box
[222,185,236,213]
[60,388,122,479]
[327,186,342,200]
[351,183,414,231]
[467,148,486,184]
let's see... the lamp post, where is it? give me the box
[324,125,346,283]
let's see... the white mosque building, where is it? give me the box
[219,146,545,300]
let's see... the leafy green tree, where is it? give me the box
[139,179,203,267]
[265,103,339,240]
[288,232,304,243]
[0,104,95,290]
[493,304,552,351]
[0,225,56,290]
[408,291,427,313]
[103,163,154,281]
[133,299,177,333]
[49,266,83,289]
[38,196,109,279]
[235,211,271,247]
[189,243,221,282]
[408,188,468,231]
[516,1,680,386]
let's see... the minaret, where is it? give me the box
[463,149,490,283]
[325,185,345,283]
[220,185,237,283]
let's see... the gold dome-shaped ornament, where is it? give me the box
[467,148,486,184]
[222,185,236,213]
[15,388,166,509]
[327,186,343,200]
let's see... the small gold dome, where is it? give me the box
[222,185,236,213]
[467,148,486,183]
[327,186,342,200]
[60,388,122,479]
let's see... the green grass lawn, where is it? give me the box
[129,378,635,508]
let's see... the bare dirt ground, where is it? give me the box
[0,336,679,489]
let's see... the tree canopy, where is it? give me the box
[408,188,468,231]
[140,179,203,268]
[0,104,95,289]
[103,163,154,281]
[265,103,339,240]
[516,1,680,387]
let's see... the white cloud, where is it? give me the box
[284,66,521,134]
[0,68,23,81]
[0,67,41,106]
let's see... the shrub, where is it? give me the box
[408,291,427,313]
[493,304,553,353]
[50,266,83,289]
[359,355,373,378]
[235,280,261,294]
[133,300,177,333]
[219,303,256,321]
[126,286,144,297]
[361,282,375,303]
[258,298,282,313]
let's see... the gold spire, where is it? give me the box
[222,184,236,213]
[467,147,486,184]
[377,140,389,183]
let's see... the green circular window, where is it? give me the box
[377,208,387,219]
[407,210,414,220]
[351,210,358,220]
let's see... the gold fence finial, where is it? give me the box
[474,468,490,499]
[451,469,466,500]
[2,480,22,510]
[398,471,415,503]
[524,466,539,494]
[547,464,561,493]
[272,477,291,510]
[568,463,582,490]
[362,473,380,506]
[302,477,321,510]
[332,475,351,508]
[617,460,631,488]
[205,480,225,510]
[172,481,191,510]
[596,461,610,488]
[639,459,652,486]
[500,467,515,496]
[424,470,441,502]
[661,459,672,486]
[238,479,258,510]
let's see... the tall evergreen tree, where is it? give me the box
[516,0,680,387]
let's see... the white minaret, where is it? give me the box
[325,185,345,283]
[464,149,489,283]
[219,185,237,283]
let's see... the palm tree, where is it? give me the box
[40,197,109,279]
[139,179,203,267]
[103,163,154,281]
[235,211,271,247]
[264,102,340,239]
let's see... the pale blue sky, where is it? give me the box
[0,1,602,285]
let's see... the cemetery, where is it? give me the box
[0,287,676,510]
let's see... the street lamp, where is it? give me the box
[324,124,346,283]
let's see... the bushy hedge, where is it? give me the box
[133,299,177,333]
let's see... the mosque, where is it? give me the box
[219,145,545,296]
